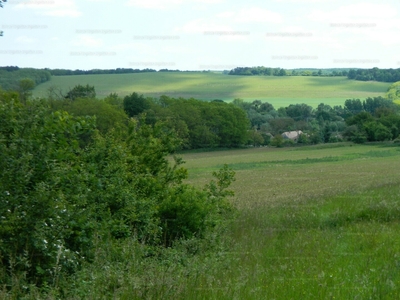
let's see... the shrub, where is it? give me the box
[0,94,236,293]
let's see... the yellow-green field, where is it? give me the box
[181,144,400,209]
[160,143,400,299]
[33,72,391,108]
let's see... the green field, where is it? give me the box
[171,144,400,298]
[173,144,400,299]
[32,72,391,108]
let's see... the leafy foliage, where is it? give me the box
[348,67,400,82]
[0,67,51,90]
[0,91,236,293]
[123,92,150,117]
[144,96,249,149]
[65,84,96,100]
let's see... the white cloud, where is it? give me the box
[305,3,400,47]
[127,0,183,9]
[126,0,224,9]
[178,18,232,34]
[15,0,81,17]
[309,3,397,22]
[15,36,35,44]
[274,0,331,3]
[110,42,157,56]
[71,35,103,47]
[216,11,235,18]
[234,7,283,23]
[216,7,283,24]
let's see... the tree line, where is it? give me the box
[232,96,400,146]
[228,66,400,82]
[347,68,400,82]
[47,68,202,76]
[0,67,51,90]
[228,66,350,77]
[46,84,400,148]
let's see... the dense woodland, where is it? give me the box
[347,68,400,82]
[0,67,51,90]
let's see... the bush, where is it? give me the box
[0,94,236,294]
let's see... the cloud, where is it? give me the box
[274,0,331,3]
[216,7,283,24]
[305,3,400,47]
[178,18,232,34]
[15,36,35,44]
[126,0,224,9]
[308,3,397,22]
[71,35,103,47]
[233,7,283,23]
[15,0,81,17]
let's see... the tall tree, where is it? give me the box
[18,78,35,103]
[123,92,150,117]
[65,84,96,100]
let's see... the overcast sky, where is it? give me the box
[1,0,399,70]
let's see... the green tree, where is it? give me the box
[65,84,96,100]
[123,92,149,117]
[270,134,284,147]
[17,78,35,103]
[248,128,264,146]
[56,98,129,135]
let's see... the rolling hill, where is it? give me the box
[32,72,391,108]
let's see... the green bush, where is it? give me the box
[0,92,236,294]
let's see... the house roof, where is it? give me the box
[282,130,303,140]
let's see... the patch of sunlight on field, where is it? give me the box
[33,73,390,108]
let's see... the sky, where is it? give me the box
[0,0,399,70]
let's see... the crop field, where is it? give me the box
[32,72,391,108]
[143,143,400,299]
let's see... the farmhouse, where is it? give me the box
[282,130,303,141]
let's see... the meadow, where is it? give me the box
[32,72,391,108]
[174,143,400,299]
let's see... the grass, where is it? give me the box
[170,143,400,299]
[32,72,391,108]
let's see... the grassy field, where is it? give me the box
[155,143,400,299]
[32,72,391,108]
